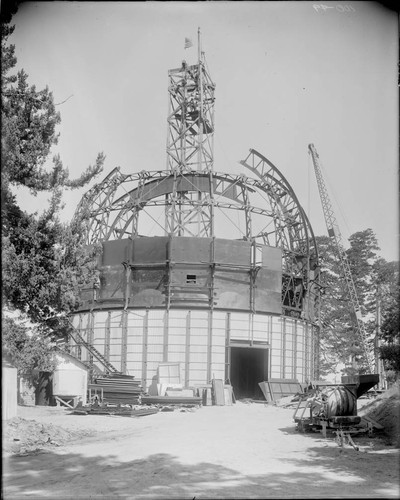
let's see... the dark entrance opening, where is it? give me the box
[230,347,268,400]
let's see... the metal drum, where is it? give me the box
[326,386,357,417]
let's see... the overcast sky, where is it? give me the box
[9,1,399,261]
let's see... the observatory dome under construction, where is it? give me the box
[70,34,320,399]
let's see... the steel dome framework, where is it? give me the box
[74,148,319,315]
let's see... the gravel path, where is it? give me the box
[3,403,399,499]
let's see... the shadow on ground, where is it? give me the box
[3,442,399,499]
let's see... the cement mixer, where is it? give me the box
[293,374,379,441]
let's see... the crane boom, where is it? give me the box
[308,143,374,372]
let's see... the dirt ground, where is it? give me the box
[358,387,400,447]
[3,399,399,499]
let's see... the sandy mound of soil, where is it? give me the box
[358,384,400,447]
[3,417,95,455]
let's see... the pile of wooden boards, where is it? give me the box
[141,395,202,406]
[71,401,159,417]
[93,373,143,405]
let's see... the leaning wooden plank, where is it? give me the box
[270,379,301,401]
[203,388,213,406]
[360,415,384,430]
[231,386,236,404]
[224,386,233,406]
[289,383,302,394]
[212,379,225,406]
[258,382,272,402]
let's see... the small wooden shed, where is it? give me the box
[52,351,89,407]
[2,355,18,420]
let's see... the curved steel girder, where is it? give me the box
[104,197,275,215]
[73,167,126,245]
[77,164,318,275]
[110,171,256,209]
[240,149,319,312]
[104,174,272,241]
[104,198,276,241]
[241,152,307,243]
[243,149,317,251]
[78,170,279,243]
[240,149,317,260]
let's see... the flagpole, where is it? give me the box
[197,27,203,174]
[198,27,201,64]
[197,25,203,237]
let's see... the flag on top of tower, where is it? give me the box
[184,37,193,49]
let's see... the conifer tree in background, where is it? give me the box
[1,16,104,378]
[315,235,355,376]
[316,229,399,379]
[375,259,399,378]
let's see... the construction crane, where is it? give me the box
[308,143,374,373]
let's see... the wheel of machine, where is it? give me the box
[326,386,356,418]
[298,421,307,433]
[297,420,312,433]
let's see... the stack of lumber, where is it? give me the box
[141,395,202,406]
[94,374,143,405]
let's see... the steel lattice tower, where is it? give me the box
[165,29,216,237]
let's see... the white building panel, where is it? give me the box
[147,344,164,355]
[125,362,141,379]
[190,371,207,385]
[93,311,108,326]
[128,311,146,328]
[127,331,143,345]
[252,317,269,343]
[212,334,226,347]
[168,344,186,354]
[168,353,186,365]
[190,345,208,355]
[190,330,208,340]
[110,326,122,340]
[168,310,188,327]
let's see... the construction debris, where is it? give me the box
[141,395,202,406]
[274,394,302,408]
[3,417,94,455]
[71,401,159,417]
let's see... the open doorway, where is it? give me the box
[230,346,269,400]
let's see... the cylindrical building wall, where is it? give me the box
[70,309,315,390]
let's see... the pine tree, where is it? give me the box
[1,19,104,376]
[315,229,397,377]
